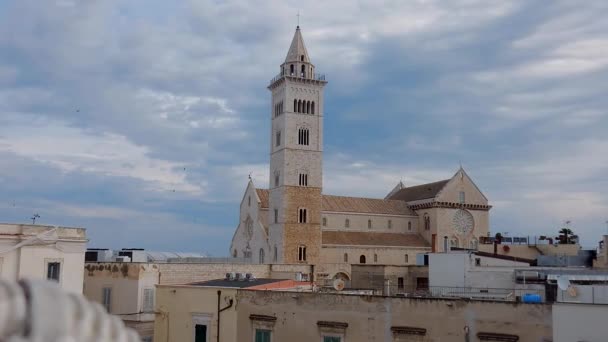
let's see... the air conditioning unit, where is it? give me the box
[245,273,255,281]
[239,272,247,281]
[295,272,303,281]
[114,256,131,262]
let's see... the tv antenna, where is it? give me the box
[31,214,40,225]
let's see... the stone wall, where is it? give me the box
[321,212,418,233]
[235,290,553,342]
[320,245,429,265]
[282,186,322,264]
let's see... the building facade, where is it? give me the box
[230,27,491,281]
[0,223,87,294]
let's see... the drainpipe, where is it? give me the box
[217,290,234,342]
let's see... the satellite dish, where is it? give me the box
[333,278,345,291]
[567,286,578,297]
[557,276,570,291]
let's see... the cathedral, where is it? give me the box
[230,27,491,271]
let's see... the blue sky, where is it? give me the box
[0,0,607,255]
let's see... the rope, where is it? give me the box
[0,279,141,342]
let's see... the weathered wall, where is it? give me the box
[235,291,553,342]
[553,303,608,342]
[154,285,239,342]
[478,243,581,260]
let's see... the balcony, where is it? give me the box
[269,72,326,85]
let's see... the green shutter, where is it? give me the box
[255,329,271,342]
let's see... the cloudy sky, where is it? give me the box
[1,0,607,254]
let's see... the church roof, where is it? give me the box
[255,189,416,216]
[322,231,429,248]
[387,179,450,202]
[322,195,416,216]
[284,26,310,63]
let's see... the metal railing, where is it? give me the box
[386,285,544,302]
[269,72,326,85]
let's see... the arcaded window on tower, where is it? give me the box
[299,173,308,186]
[301,55,304,61]
[274,171,280,187]
[311,101,315,114]
[275,130,281,147]
[298,128,309,145]
[293,99,297,112]
[301,64,306,77]
[298,208,307,223]
[290,64,294,75]
[298,245,307,262]
[306,101,310,114]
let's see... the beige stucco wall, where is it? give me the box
[478,243,581,260]
[0,224,86,294]
[234,290,552,342]
[553,303,608,342]
[593,235,608,268]
[154,285,238,342]
[436,169,488,206]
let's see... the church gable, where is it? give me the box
[435,168,488,205]
[387,179,450,203]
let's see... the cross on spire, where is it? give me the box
[297,11,300,27]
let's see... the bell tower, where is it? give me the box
[267,26,327,264]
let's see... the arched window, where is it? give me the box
[275,130,281,147]
[233,249,237,258]
[360,255,366,264]
[301,55,304,61]
[424,214,430,230]
[368,219,372,229]
[306,101,310,114]
[374,254,378,262]
[274,245,278,262]
[293,99,297,112]
[301,64,306,77]
[259,249,265,264]
[388,220,392,229]
[322,217,327,226]
[299,173,308,186]
[274,209,278,223]
[290,64,294,75]
[405,254,409,263]
[344,253,348,262]
[274,171,279,187]
[345,219,350,228]
[248,196,251,207]
[298,245,307,261]
[408,221,412,231]
[311,102,315,114]
[298,100,302,113]
[298,208,307,223]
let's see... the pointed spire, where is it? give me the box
[285,26,310,63]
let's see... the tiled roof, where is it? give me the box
[256,189,269,208]
[322,231,430,247]
[254,189,416,216]
[387,180,449,202]
[322,195,416,216]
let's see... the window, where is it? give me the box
[311,102,315,114]
[408,221,412,231]
[298,128,309,145]
[195,324,207,342]
[397,277,404,291]
[274,172,279,187]
[102,287,112,312]
[388,220,392,229]
[274,245,278,262]
[306,101,310,114]
[323,337,341,342]
[298,245,307,262]
[322,217,327,226]
[459,191,465,204]
[255,329,271,342]
[142,337,152,342]
[368,219,372,229]
[274,209,278,224]
[248,196,251,207]
[143,288,154,312]
[343,253,348,262]
[233,249,237,258]
[301,64,306,77]
[290,64,294,75]
[293,99,297,112]
[275,131,281,147]
[423,214,430,230]
[345,219,350,228]
[47,262,60,282]
[475,258,481,266]
[374,254,378,262]
[299,173,308,186]
[298,208,307,223]
[300,55,304,61]
[359,255,366,264]
[298,100,302,113]
[259,248,265,264]
[405,254,409,263]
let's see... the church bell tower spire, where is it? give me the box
[266,27,327,264]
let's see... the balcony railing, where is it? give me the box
[269,72,326,85]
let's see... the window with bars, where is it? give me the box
[143,288,154,313]
[298,208,307,223]
[298,128,309,145]
[47,262,60,282]
[298,245,307,262]
[102,287,112,312]
[299,173,308,186]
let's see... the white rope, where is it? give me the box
[0,279,141,342]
